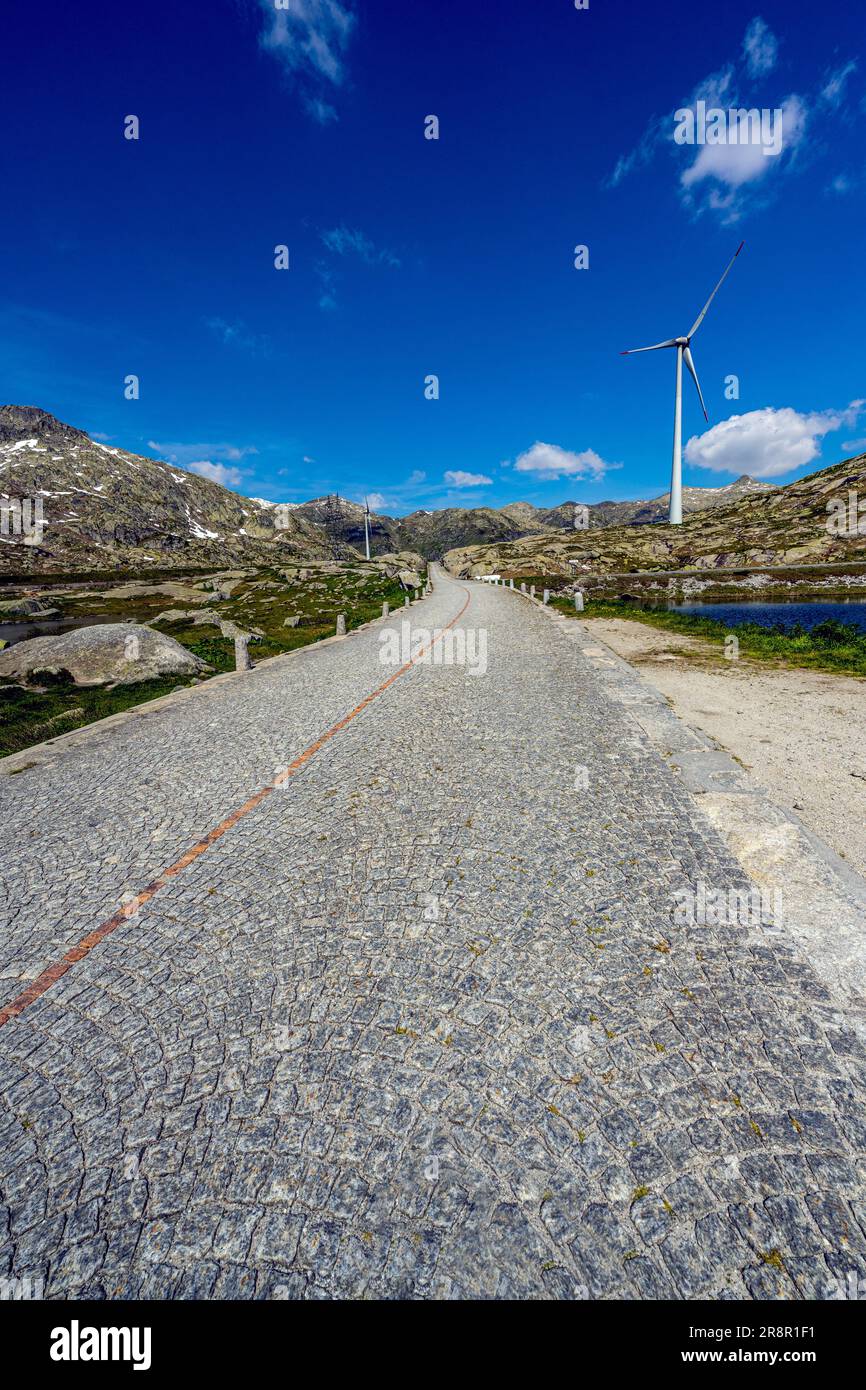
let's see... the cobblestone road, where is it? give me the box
[1,569,864,1300]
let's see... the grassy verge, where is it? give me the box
[0,676,191,757]
[549,596,866,677]
[1,565,412,756]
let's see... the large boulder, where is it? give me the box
[0,597,60,619]
[0,623,207,687]
[398,568,424,590]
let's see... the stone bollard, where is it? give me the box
[543,589,550,605]
[234,635,252,671]
[404,594,410,607]
[510,578,514,589]
[336,613,347,636]
[530,585,536,600]
[574,591,584,613]
[382,602,390,619]
[521,582,527,594]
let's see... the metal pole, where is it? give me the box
[669,345,683,525]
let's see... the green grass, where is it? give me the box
[551,596,866,677]
[0,675,192,756]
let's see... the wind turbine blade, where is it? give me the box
[688,241,745,339]
[683,345,708,422]
[620,339,678,355]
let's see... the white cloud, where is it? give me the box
[353,471,429,513]
[258,0,355,84]
[510,442,617,482]
[821,60,858,108]
[320,226,401,267]
[187,460,244,487]
[742,17,778,78]
[149,440,257,464]
[828,172,855,195]
[315,262,339,312]
[843,437,866,454]
[257,1,356,121]
[444,470,492,488]
[680,94,807,194]
[304,96,338,125]
[204,317,270,355]
[607,17,842,223]
[684,402,865,478]
[609,66,737,189]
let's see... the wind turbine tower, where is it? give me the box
[621,243,744,524]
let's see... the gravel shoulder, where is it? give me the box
[583,617,866,880]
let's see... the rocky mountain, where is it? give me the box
[507,475,776,533]
[292,495,403,554]
[0,407,356,574]
[444,453,866,579]
[292,496,527,559]
[398,506,527,557]
[294,477,776,560]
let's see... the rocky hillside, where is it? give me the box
[0,407,356,575]
[293,495,403,554]
[293,496,527,559]
[534,475,775,531]
[444,453,866,578]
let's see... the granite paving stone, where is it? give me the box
[1,568,864,1300]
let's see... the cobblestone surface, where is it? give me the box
[1,569,864,1300]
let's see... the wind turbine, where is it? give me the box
[621,242,744,524]
[363,496,372,560]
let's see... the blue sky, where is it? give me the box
[1,0,864,515]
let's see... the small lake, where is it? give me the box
[0,615,124,647]
[664,599,866,634]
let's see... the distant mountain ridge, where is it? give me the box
[294,475,777,558]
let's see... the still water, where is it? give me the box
[665,600,866,633]
[0,615,121,647]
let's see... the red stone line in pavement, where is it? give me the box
[0,585,472,1028]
